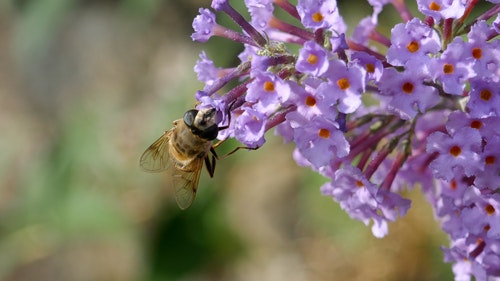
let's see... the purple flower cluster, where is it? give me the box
[191,0,500,279]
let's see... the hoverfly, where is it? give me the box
[140,108,225,210]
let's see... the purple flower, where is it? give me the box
[461,189,500,237]
[320,59,365,114]
[378,64,439,120]
[246,72,282,115]
[467,79,500,118]
[443,240,475,280]
[290,79,337,120]
[350,51,384,83]
[386,18,441,67]
[185,1,500,278]
[329,33,349,52]
[466,22,500,83]
[275,119,294,143]
[194,51,223,88]
[212,0,267,46]
[397,152,436,193]
[375,187,411,224]
[445,111,500,141]
[434,194,468,239]
[474,135,500,191]
[321,165,410,238]
[238,45,259,63]
[244,0,274,30]
[296,41,330,77]
[352,16,377,45]
[494,13,500,32]
[292,147,314,168]
[321,165,379,217]
[211,0,228,11]
[417,0,467,21]
[291,114,349,168]
[191,8,217,42]
[366,0,392,15]
[426,127,483,181]
[297,0,346,33]
[234,106,267,148]
[431,38,475,95]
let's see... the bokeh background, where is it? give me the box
[1,0,455,280]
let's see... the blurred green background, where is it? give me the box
[0,0,453,280]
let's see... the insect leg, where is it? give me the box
[216,99,239,131]
[221,146,259,159]
[210,146,219,160]
[212,139,259,160]
[212,139,227,150]
[204,154,216,178]
[204,146,219,177]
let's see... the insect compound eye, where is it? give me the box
[183,110,199,127]
[197,124,218,140]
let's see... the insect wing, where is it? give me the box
[140,130,174,172]
[170,158,204,210]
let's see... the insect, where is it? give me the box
[140,108,225,210]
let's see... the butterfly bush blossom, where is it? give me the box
[191,0,500,279]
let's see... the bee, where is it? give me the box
[140,108,224,210]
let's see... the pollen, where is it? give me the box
[263,81,275,92]
[470,120,483,130]
[480,89,492,101]
[312,12,324,22]
[402,82,414,94]
[355,180,364,188]
[443,63,454,74]
[337,78,350,90]
[472,47,482,59]
[305,95,317,107]
[406,41,420,53]
[485,204,495,215]
[429,1,441,11]
[449,145,462,157]
[485,155,495,165]
[366,63,375,73]
[307,53,318,65]
[318,128,330,138]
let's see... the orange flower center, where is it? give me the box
[470,120,483,129]
[407,41,420,53]
[312,12,324,22]
[366,63,375,73]
[429,1,441,11]
[485,155,495,165]
[443,63,454,74]
[450,179,457,191]
[263,81,275,92]
[485,204,495,215]
[402,82,414,94]
[307,54,318,65]
[449,145,462,157]
[480,89,492,101]
[318,128,330,138]
[472,47,482,59]
[305,95,317,107]
[337,78,350,90]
